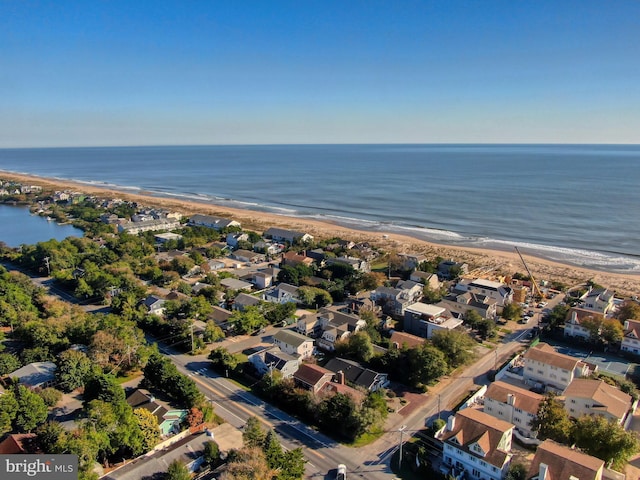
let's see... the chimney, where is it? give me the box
[507,393,516,406]
[446,415,456,431]
[335,370,345,385]
[539,463,549,480]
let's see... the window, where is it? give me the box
[472,468,481,477]
[571,399,576,403]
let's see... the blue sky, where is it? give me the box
[1,1,639,146]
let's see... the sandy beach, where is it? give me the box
[3,170,640,296]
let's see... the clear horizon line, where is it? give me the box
[1,141,639,149]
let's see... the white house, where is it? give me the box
[263,283,299,304]
[248,346,301,379]
[273,329,314,359]
[522,343,592,393]
[580,288,616,316]
[621,319,640,355]
[403,303,463,339]
[439,408,513,480]
[563,307,603,341]
[188,214,240,230]
[563,378,632,425]
[264,227,313,244]
[483,381,543,439]
[453,279,513,307]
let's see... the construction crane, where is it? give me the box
[514,247,545,300]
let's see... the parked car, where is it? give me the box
[336,464,347,480]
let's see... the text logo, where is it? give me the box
[1,455,78,480]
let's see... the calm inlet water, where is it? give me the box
[1,144,639,273]
[0,204,83,247]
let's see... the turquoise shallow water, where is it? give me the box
[1,144,639,273]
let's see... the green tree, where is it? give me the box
[505,463,527,480]
[0,352,21,375]
[35,421,66,453]
[56,349,94,392]
[530,393,573,444]
[208,347,242,375]
[263,429,284,468]
[406,343,449,390]
[422,284,444,304]
[36,387,63,407]
[166,460,191,480]
[337,331,374,362]
[501,303,522,321]
[83,374,125,406]
[431,329,475,368]
[573,415,639,470]
[13,384,48,432]
[278,448,306,480]
[463,309,483,329]
[0,390,18,435]
[229,306,267,335]
[203,320,225,343]
[203,441,220,467]
[243,416,266,449]
[133,408,161,453]
[317,393,362,441]
[602,319,624,345]
[616,301,640,322]
[220,447,275,480]
[297,286,332,308]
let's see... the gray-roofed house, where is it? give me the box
[263,283,299,304]
[7,362,57,389]
[141,295,166,316]
[232,293,262,311]
[325,256,371,272]
[248,346,301,379]
[324,357,389,391]
[188,214,241,230]
[231,249,265,263]
[273,329,314,359]
[220,277,253,291]
[264,227,313,244]
[118,218,181,235]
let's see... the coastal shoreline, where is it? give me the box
[2,170,640,296]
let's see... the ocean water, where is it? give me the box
[1,144,639,274]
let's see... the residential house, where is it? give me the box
[207,259,226,271]
[296,312,323,337]
[438,408,513,480]
[621,319,640,355]
[141,295,166,316]
[101,428,242,480]
[154,232,183,244]
[248,346,301,379]
[438,259,469,279]
[324,357,389,391]
[226,233,249,248]
[118,218,181,234]
[527,439,604,480]
[403,303,464,339]
[293,364,334,393]
[522,343,592,393]
[264,227,313,244]
[231,249,264,263]
[371,280,423,317]
[410,270,441,290]
[437,292,498,320]
[252,271,273,289]
[188,214,240,230]
[254,240,282,256]
[389,331,426,349]
[315,307,366,350]
[220,278,253,292]
[453,279,513,307]
[319,373,366,404]
[397,253,427,270]
[208,305,233,325]
[273,329,314,359]
[563,307,604,341]
[325,256,370,273]
[263,283,299,304]
[346,293,381,316]
[7,362,57,389]
[232,293,261,311]
[580,288,616,316]
[483,381,543,439]
[126,389,188,436]
[563,378,632,424]
[281,251,315,268]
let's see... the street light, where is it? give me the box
[398,425,407,470]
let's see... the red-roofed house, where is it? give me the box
[484,381,543,439]
[293,364,333,393]
[438,408,513,480]
[523,343,592,393]
[563,307,604,341]
[528,439,604,480]
[621,319,640,355]
[0,434,38,454]
[563,378,632,424]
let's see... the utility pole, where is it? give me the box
[398,425,407,470]
[438,394,441,420]
[190,322,195,353]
